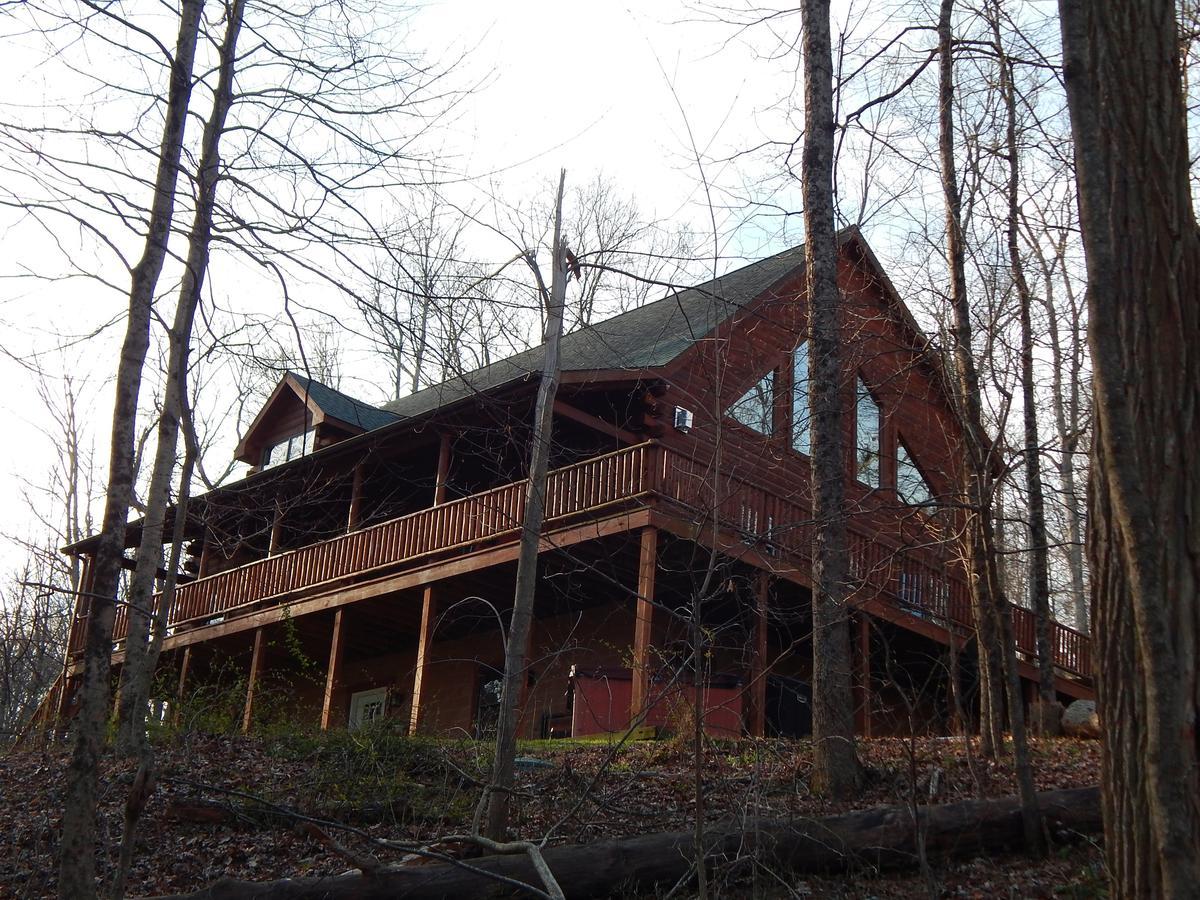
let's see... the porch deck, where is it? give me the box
[70,441,1092,682]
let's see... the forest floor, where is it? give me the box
[0,728,1105,899]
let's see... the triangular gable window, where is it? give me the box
[896,439,934,507]
[856,376,881,487]
[727,372,775,436]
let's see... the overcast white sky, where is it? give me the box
[0,0,898,570]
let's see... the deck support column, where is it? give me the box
[434,431,452,504]
[746,571,770,738]
[409,587,437,735]
[321,609,347,729]
[175,646,192,712]
[242,627,265,734]
[630,526,658,724]
[854,614,872,738]
[197,536,211,579]
[408,436,452,735]
[268,501,284,556]
[346,465,364,532]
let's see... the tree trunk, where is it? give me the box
[117,0,245,757]
[483,170,569,840]
[1058,1,1200,895]
[1035,242,1088,634]
[802,0,862,800]
[149,787,1102,900]
[992,16,1057,721]
[58,5,204,897]
[936,0,1007,760]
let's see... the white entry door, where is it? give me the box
[348,687,387,729]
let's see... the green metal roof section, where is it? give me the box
[381,241,810,420]
[288,372,401,432]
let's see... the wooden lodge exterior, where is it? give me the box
[53,229,1094,740]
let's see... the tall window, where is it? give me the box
[727,372,775,435]
[856,377,880,487]
[896,440,934,506]
[792,341,811,455]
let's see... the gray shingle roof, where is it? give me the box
[288,372,401,432]
[382,242,809,420]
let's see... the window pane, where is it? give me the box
[856,377,880,487]
[896,441,934,506]
[792,342,811,455]
[727,373,774,435]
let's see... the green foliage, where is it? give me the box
[263,719,475,827]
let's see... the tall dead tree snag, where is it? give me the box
[59,4,205,898]
[991,6,1058,734]
[801,0,862,799]
[1057,1,1200,895]
[937,0,1041,855]
[935,0,1005,758]
[483,169,571,841]
[117,0,246,757]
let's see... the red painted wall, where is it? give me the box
[571,671,744,738]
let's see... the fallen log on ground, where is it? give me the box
[144,785,1101,900]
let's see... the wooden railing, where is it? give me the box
[99,443,655,650]
[653,445,1091,677]
[82,440,1091,679]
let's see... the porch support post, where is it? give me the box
[321,609,347,729]
[630,526,658,723]
[197,535,211,579]
[746,571,770,738]
[434,431,452,505]
[854,614,872,738]
[176,646,192,706]
[268,500,284,556]
[346,465,364,532]
[242,627,265,734]
[409,587,437,735]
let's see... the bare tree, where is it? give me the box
[46,6,206,896]
[988,0,1059,731]
[802,0,863,800]
[116,0,246,757]
[482,169,571,840]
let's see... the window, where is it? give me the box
[856,377,881,487]
[791,342,811,455]
[727,372,775,435]
[896,441,934,507]
[262,428,315,468]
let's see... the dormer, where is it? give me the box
[234,372,400,471]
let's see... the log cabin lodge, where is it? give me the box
[50,229,1094,740]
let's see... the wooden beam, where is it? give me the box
[409,587,436,735]
[746,571,770,738]
[268,501,283,556]
[197,537,211,579]
[630,526,658,723]
[176,646,192,707]
[346,465,364,532]
[242,627,265,734]
[320,609,347,730]
[434,432,452,505]
[552,399,641,445]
